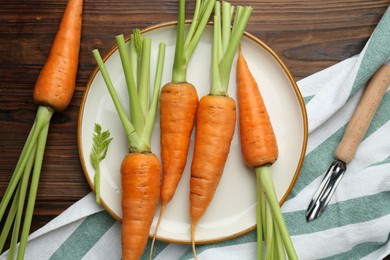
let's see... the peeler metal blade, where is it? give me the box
[306,160,347,222]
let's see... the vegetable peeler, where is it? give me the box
[306,61,390,222]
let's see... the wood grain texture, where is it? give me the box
[0,0,390,250]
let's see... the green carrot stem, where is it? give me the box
[256,169,263,260]
[184,0,202,49]
[116,34,145,135]
[0,106,53,222]
[9,144,36,259]
[173,0,216,83]
[273,220,286,260]
[183,0,216,62]
[0,183,20,253]
[256,166,298,260]
[0,121,35,221]
[138,37,151,114]
[129,34,138,90]
[92,49,149,153]
[210,3,252,96]
[261,181,267,238]
[231,4,242,36]
[172,0,186,83]
[218,5,252,93]
[264,199,274,260]
[214,2,223,61]
[17,122,50,260]
[3,121,36,193]
[211,15,222,95]
[94,165,101,204]
[141,42,166,146]
[221,1,232,53]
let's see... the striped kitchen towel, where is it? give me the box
[2,5,390,260]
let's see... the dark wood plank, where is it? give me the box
[1,0,389,252]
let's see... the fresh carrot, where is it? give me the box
[236,49,297,260]
[189,2,252,258]
[0,0,83,258]
[190,95,236,222]
[93,29,166,260]
[121,153,161,259]
[159,81,198,204]
[150,0,215,255]
[237,49,278,168]
[33,0,82,112]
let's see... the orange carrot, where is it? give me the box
[159,82,198,206]
[236,49,297,260]
[0,0,83,258]
[188,2,252,258]
[190,95,236,222]
[236,50,278,168]
[121,153,161,260]
[93,30,166,260]
[33,0,83,112]
[150,0,215,254]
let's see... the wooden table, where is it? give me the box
[1,0,389,251]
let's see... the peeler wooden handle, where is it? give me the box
[335,63,390,164]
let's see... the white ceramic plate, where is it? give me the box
[78,22,308,244]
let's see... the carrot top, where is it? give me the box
[172,0,216,83]
[93,30,166,153]
[211,3,252,96]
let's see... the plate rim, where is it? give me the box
[77,20,308,244]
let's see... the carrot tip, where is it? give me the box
[149,204,166,260]
[191,221,198,260]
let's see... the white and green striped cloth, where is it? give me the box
[2,6,390,260]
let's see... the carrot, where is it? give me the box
[190,95,236,221]
[150,0,215,256]
[93,29,166,260]
[159,82,198,205]
[33,0,82,112]
[236,49,297,260]
[0,0,83,258]
[237,50,278,168]
[189,2,252,258]
[121,153,161,259]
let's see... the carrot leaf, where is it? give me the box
[90,123,113,204]
[133,28,144,57]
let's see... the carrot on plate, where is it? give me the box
[93,30,166,260]
[150,0,216,256]
[189,2,252,258]
[0,0,83,258]
[236,48,297,260]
